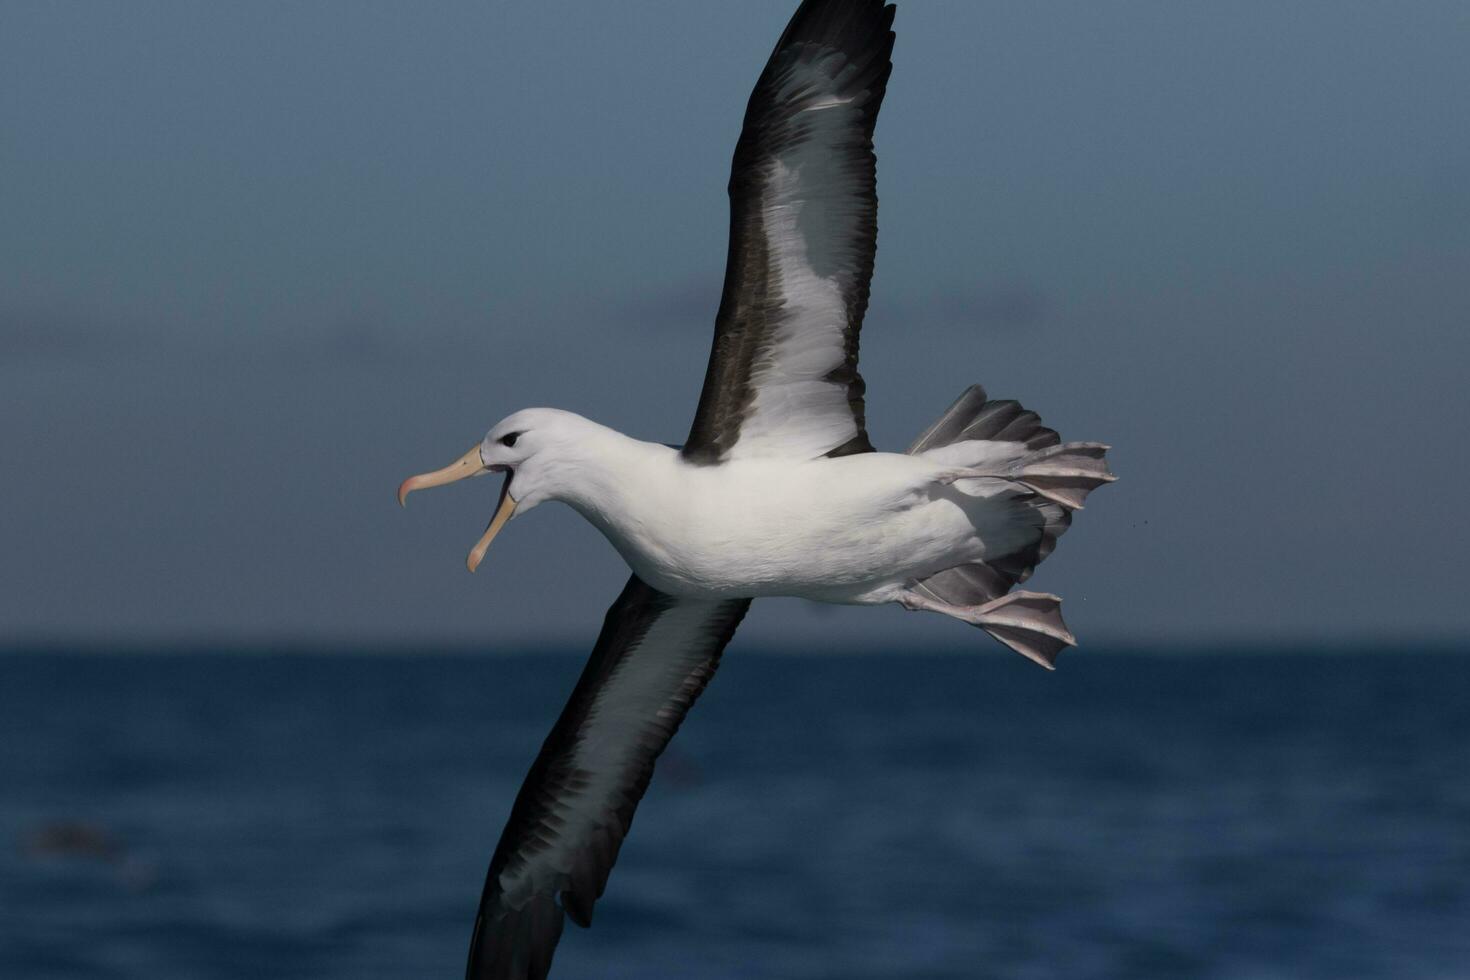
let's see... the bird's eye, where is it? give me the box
[499,433,519,448]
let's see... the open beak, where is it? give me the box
[398,446,517,573]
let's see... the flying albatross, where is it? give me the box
[399,1,1115,976]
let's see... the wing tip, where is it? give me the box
[777,0,897,71]
[466,895,566,980]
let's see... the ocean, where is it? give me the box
[2,650,1466,979]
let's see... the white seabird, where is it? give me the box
[398,1,1115,977]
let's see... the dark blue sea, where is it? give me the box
[2,650,1467,979]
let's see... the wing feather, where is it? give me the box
[683,0,897,463]
[465,577,750,980]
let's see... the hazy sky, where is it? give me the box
[3,1,1467,651]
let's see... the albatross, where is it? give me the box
[399,1,1115,976]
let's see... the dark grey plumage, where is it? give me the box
[684,0,896,464]
[466,577,748,980]
[907,384,1062,455]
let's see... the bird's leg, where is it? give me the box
[898,589,965,617]
[898,588,1062,631]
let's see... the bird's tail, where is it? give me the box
[905,385,1114,667]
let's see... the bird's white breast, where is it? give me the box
[568,445,987,603]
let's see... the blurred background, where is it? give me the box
[2,1,1466,978]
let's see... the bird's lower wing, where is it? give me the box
[466,576,751,980]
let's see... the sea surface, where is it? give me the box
[1,650,1467,980]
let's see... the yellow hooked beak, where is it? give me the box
[398,446,517,573]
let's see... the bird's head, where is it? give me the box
[397,408,594,572]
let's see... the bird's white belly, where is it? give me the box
[588,454,983,603]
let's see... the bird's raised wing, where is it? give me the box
[683,0,896,464]
[466,576,749,980]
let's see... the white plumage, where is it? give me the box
[472,409,1088,607]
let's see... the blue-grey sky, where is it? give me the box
[3,1,1467,651]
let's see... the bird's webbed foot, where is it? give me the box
[898,588,1076,669]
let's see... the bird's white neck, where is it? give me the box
[522,419,671,534]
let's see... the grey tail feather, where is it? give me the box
[907,382,1104,594]
[991,500,1070,586]
[906,383,1112,668]
[912,491,1066,603]
[915,385,1115,512]
[907,384,1061,454]
[912,561,1013,608]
